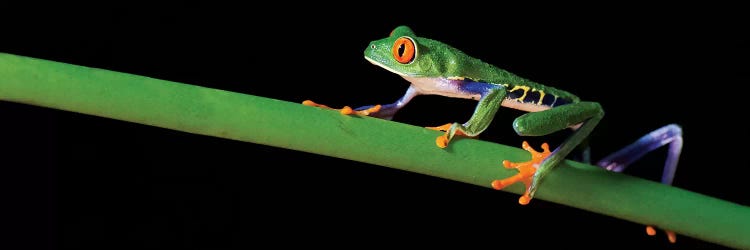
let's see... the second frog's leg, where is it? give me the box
[596,124,683,243]
[492,102,604,205]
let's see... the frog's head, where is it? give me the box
[364,26,439,77]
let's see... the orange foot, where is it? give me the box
[646,226,676,243]
[302,100,381,116]
[491,141,551,205]
[425,123,468,148]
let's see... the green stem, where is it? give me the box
[1,52,749,248]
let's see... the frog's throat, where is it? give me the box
[365,56,410,77]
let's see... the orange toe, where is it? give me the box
[303,100,380,116]
[302,100,331,109]
[518,195,531,205]
[354,104,381,116]
[426,123,452,132]
[426,123,467,136]
[436,135,449,148]
[646,226,676,243]
[491,141,551,205]
[667,231,676,243]
[340,106,354,115]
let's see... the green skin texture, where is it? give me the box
[364,26,605,201]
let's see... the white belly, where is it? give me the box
[402,76,481,100]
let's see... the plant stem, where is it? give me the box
[1,52,748,248]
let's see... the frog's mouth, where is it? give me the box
[365,56,410,77]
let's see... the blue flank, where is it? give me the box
[456,79,572,107]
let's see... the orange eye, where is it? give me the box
[392,37,416,64]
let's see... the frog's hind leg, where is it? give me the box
[596,124,683,186]
[493,102,604,205]
[595,124,683,243]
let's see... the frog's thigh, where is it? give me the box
[513,102,602,136]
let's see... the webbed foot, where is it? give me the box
[425,123,468,148]
[491,141,551,205]
[303,100,381,116]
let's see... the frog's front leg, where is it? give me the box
[492,102,603,205]
[430,84,506,148]
[303,85,418,120]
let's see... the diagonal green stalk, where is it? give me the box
[1,52,749,248]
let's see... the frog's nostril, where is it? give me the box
[371,44,376,49]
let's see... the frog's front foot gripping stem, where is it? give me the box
[491,141,551,205]
[302,100,381,116]
[425,123,470,148]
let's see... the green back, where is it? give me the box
[364,26,580,103]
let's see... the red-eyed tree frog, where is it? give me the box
[303,26,683,243]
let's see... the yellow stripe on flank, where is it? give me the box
[536,89,546,105]
[510,85,531,102]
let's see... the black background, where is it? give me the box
[1,6,747,249]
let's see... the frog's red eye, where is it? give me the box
[392,37,416,64]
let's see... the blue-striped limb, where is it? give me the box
[302,26,683,243]
[595,124,683,243]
